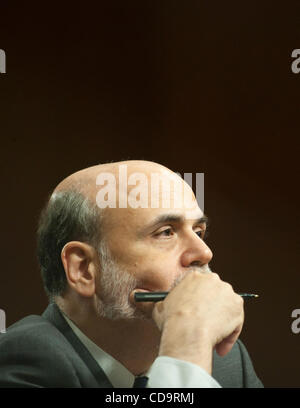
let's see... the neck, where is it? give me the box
[91,318,161,375]
[59,298,161,376]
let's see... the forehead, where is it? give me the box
[97,170,204,235]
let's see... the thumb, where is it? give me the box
[152,301,165,331]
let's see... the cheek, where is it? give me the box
[134,261,178,292]
[110,240,179,289]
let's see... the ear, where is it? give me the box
[61,241,99,298]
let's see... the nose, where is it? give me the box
[180,231,213,268]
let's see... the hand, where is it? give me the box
[151,271,244,374]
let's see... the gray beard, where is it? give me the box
[95,242,145,320]
[95,241,212,321]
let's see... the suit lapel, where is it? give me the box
[42,302,113,388]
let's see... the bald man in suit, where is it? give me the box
[0,161,263,388]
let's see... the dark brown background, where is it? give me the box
[0,1,299,387]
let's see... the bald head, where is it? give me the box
[38,160,204,302]
[53,160,198,217]
[38,161,181,298]
[53,160,176,201]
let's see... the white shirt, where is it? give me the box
[62,312,221,388]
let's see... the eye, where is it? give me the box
[155,227,174,238]
[195,229,207,240]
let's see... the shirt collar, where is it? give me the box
[61,312,135,388]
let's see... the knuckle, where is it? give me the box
[235,294,244,309]
[227,283,233,291]
[186,270,199,282]
[223,281,233,292]
[211,272,220,280]
[191,270,199,278]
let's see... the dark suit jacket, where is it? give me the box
[0,303,263,388]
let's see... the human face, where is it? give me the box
[100,177,213,310]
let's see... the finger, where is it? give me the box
[152,301,165,331]
[215,325,243,357]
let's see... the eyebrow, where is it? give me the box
[144,213,209,232]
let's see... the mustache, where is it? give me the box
[169,264,212,291]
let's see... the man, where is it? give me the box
[0,160,263,387]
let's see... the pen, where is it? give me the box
[134,292,259,302]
